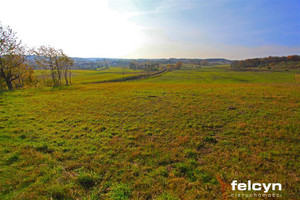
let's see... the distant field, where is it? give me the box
[34,68,145,84]
[1,66,299,199]
[143,67,299,83]
[71,70,139,84]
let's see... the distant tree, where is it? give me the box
[166,62,182,71]
[287,55,300,62]
[143,62,159,71]
[0,23,28,90]
[175,61,183,69]
[129,61,137,70]
[231,55,300,69]
[200,60,207,66]
[166,64,173,70]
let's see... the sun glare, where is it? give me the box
[0,0,144,58]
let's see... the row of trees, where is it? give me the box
[167,61,183,70]
[33,46,73,86]
[129,61,183,71]
[231,55,300,69]
[129,61,160,71]
[0,23,73,90]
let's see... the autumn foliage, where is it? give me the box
[231,55,300,69]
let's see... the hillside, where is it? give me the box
[1,66,299,199]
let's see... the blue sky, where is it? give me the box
[0,0,299,59]
[113,0,300,59]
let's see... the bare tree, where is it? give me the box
[33,46,73,86]
[174,61,183,69]
[34,46,59,86]
[57,51,73,86]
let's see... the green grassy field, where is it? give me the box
[144,67,299,83]
[35,68,145,85]
[1,66,299,199]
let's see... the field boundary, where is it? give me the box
[88,68,168,84]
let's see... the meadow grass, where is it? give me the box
[143,67,299,83]
[34,68,145,85]
[0,67,299,199]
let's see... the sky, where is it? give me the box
[0,0,299,59]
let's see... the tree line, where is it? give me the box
[129,61,183,71]
[129,61,161,71]
[231,55,300,69]
[0,23,73,90]
[166,61,183,70]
